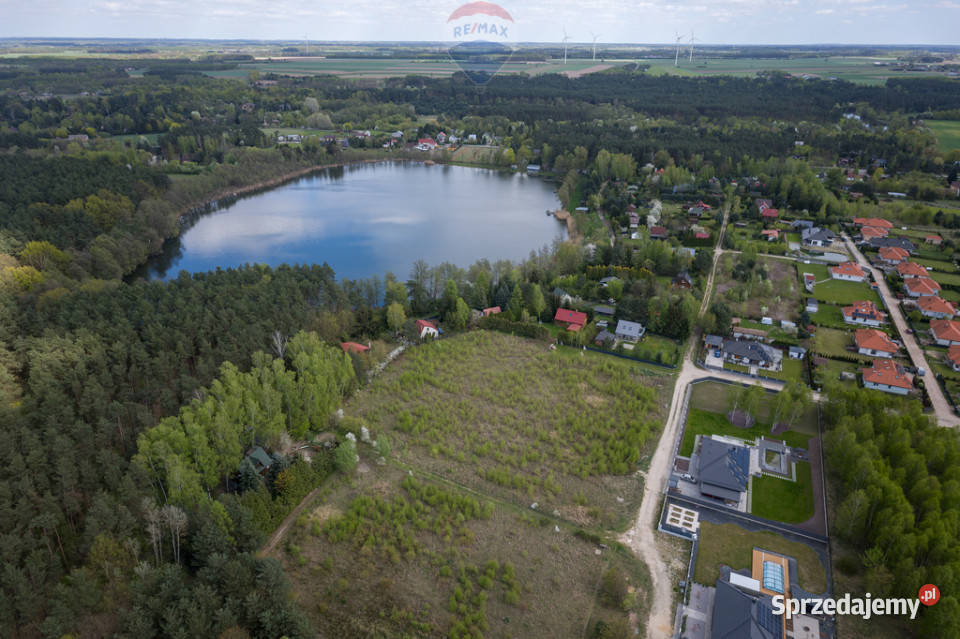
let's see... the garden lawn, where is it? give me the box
[813,279,881,305]
[810,303,848,329]
[913,257,959,273]
[929,271,960,287]
[751,462,815,523]
[679,408,813,457]
[694,521,827,593]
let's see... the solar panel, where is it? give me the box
[762,561,785,594]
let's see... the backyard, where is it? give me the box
[751,462,815,523]
[693,521,827,593]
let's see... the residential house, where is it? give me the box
[789,346,807,360]
[830,261,866,282]
[599,276,618,286]
[947,345,960,373]
[554,308,588,331]
[698,437,750,503]
[862,359,914,395]
[897,262,928,279]
[755,198,773,211]
[673,271,693,289]
[649,226,668,240]
[855,328,898,358]
[593,305,616,319]
[791,219,815,230]
[842,300,885,326]
[732,327,768,342]
[436,131,447,144]
[416,137,437,151]
[628,212,639,228]
[803,273,816,292]
[926,234,943,246]
[801,226,835,247]
[853,217,893,229]
[615,320,645,343]
[860,225,889,240]
[805,298,818,313]
[722,339,782,371]
[760,208,779,221]
[917,295,956,320]
[594,329,615,346]
[481,306,502,317]
[243,447,273,476]
[760,229,779,242]
[904,276,941,298]
[416,319,439,339]
[704,334,724,350]
[687,206,704,219]
[877,246,910,265]
[869,236,915,253]
[710,578,783,639]
[340,342,370,354]
[695,231,710,240]
[931,319,960,346]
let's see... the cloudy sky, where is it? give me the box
[2,0,958,45]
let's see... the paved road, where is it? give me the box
[842,235,960,427]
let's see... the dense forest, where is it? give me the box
[0,55,959,636]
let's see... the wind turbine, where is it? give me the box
[562,28,570,65]
[590,31,600,61]
[688,30,695,63]
[674,31,685,67]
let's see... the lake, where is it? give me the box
[139,162,566,281]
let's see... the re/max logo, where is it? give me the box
[452,23,509,38]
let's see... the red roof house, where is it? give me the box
[482,306,502,317]
[854,329,898,357]
[760,208,779,219]
[931,319,960,346]
[415,319,439,339]
[947,345,960,372]
[904,277,940,297]
[554,308,588,330]
[760,229,779,241]
[917,295,956,319]
[853,217,893,229]
[877,246,909,265]
[862,359,913,394]
[650,226,668,239]
[860,225,889,239]
[830,261,866,282]
[695,231,710,239]
[842,300,885,326]
[340,341,370,354]
[897,262,928,278]
[925,235,943,246]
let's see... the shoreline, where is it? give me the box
[552,208,581,243]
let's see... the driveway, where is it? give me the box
[842,235,960,427]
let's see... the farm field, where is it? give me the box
[926,120,960,153]
[204,57,623,79]
[693,521,828,592]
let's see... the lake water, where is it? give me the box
[140,162,566,281]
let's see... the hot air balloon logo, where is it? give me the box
[445,2,516,85]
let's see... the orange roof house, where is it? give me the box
[917,295,956,319]
[897,262,928,278]
[340,342,370,354]
[860,226,889,239]
[904,277,941,297]
[830,261,866,281]
[862,359,913,394]
[854,329,898,357]
[842,300,885,326]
[853,217,893,229]
[931,319,960,346]
[482,306,502,317]
[877,246,909,264]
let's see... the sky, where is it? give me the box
[1,0,958,45]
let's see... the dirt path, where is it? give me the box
[258,486,322,557]
[842,234,960,427]
[620,202,731,639]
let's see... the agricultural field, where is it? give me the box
[638,55,951,85]
[268,330,670,637]
[694,521,828,593]
[926,120,960,153]
[205,57,622,80]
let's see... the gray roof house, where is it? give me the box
[789,346,807,360]
[805,298,818,313]
[593,305,616,317]
[869,236,915,253]
[791,219,815,230]
[615,320,645,342]
[698,437,750,502]
[704,334,724,348]
[801,226,836,247]
[594,329,615,345]
[711,579,782,639]
[722,339,779,367]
